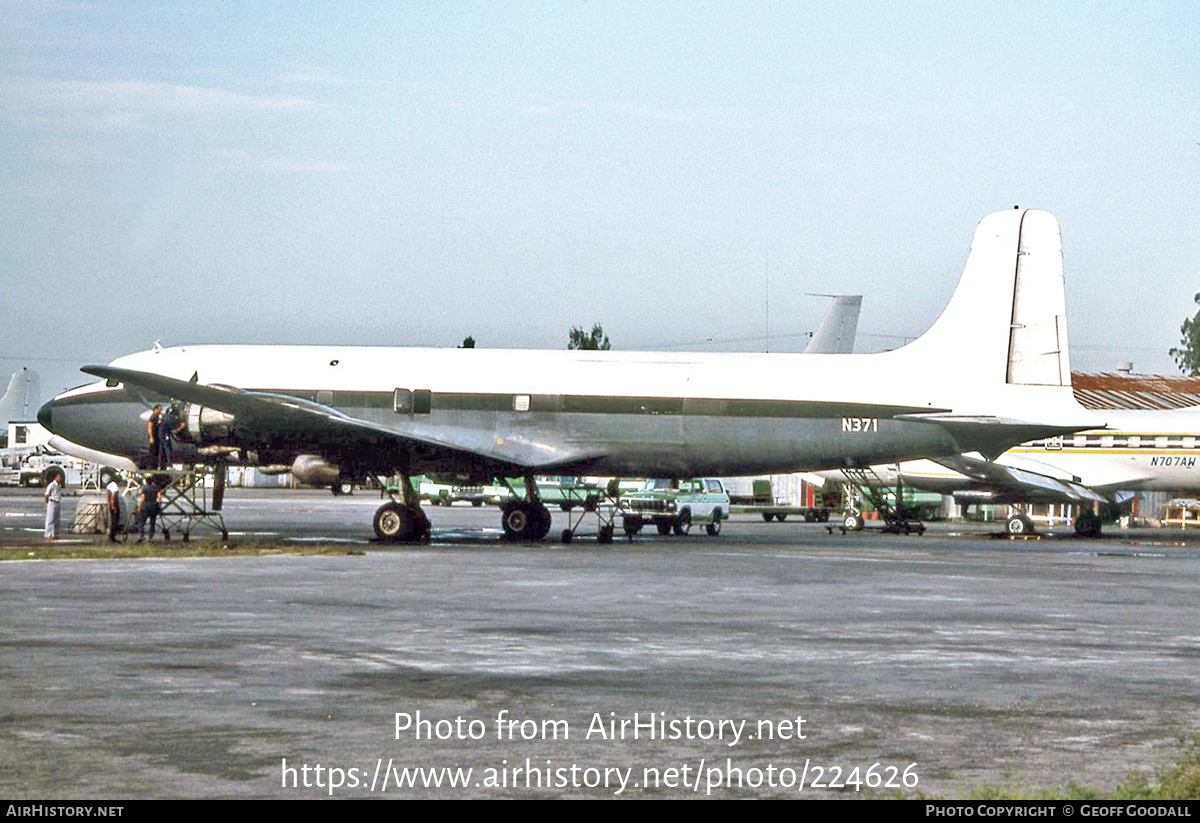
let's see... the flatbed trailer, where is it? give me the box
[729,504,833,523]
[727,479,834,522]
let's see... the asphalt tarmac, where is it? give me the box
[2,487,1199,799]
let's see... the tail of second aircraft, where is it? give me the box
[803,295,862,354]
[899,207,1072,387]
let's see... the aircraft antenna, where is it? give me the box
[764,251,770,353]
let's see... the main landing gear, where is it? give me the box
[1005,513,1036,535]
[370,473,617,544]
[500,500,552,541]
[499,474,556,541]
[372,474,431,544]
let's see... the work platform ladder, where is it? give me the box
[840,467,925,535]
[140,465,229,543]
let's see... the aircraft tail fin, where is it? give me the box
[803,295,862,354]
[900,208,1071,387]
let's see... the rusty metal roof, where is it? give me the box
[1072,373,1200,410]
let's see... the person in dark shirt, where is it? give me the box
[147,405,162,468]
[157,406,180,469]
[137,478,163,542]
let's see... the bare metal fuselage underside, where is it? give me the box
[45,383,965,481]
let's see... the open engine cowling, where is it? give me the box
[184,404,236,444]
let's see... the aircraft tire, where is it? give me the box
[1074,513,1102,538]
[1006,515,1033,535]
[529,504,552,540]
[373,503,411,542]
[843,512,864,531]
[502,503,528,541]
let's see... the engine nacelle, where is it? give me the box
[184,404,236,444]
[291,454,340,487]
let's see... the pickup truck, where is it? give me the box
[619,478,729,537]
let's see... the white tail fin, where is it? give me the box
[901,208,1071,387]
[804,295,862,354]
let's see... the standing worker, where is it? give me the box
[137,477,163,543]
[106,475,122,543]
[157,405,176,469]
[147,405,162,468]
[43,469,62,541]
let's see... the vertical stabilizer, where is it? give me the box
[0,367,42,424]
[899,209,1070,387]
[804,295,862,354]
[1006,210,1070,385]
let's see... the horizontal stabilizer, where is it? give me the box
[894,413,1099,460]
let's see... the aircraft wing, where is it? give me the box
[932,453,1108,503]
[81,365,597,476]
[998,452,1157,493]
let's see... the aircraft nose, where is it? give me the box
[37,399,54,431]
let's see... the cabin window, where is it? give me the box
[393,389,412,414]
[14,426,26,444]
[513,394,531,412]
[394,388,432,415]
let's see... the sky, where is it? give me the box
[2,0,1198,404]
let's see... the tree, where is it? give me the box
[567,323,611,351]
[459,336,476,349]
[1170,293,1200,376]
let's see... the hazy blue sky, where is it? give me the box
[2,1,1198,402]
